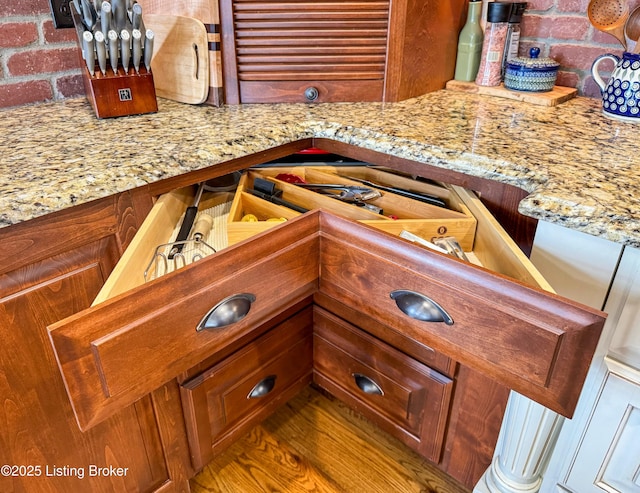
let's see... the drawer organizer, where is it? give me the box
[96,165,479,303]
[227,166,477,248]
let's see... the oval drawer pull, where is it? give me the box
[353,373,384,396]
[390,290,454,325]
[247,375,277,399]
[196,293,256,331]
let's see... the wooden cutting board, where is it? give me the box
[144,14,209,104]
[445,80,577,107]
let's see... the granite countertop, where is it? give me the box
[1,90,639,248]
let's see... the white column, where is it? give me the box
[474,391,564,493]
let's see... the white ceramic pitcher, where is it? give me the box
[591,51,640,122]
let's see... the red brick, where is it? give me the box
[7,48,81,76]
[0,23,38,48]
[591,29,627,47]
[43,20,78,44]
[525,0,554,11]
[583,76,605,98]
[550,17,591,40]
[557,0,590,13]
[0,0,49,16]
[556,71,579,88]
[550,44,616,71]
[522,15,552,38]
[56,74,85,98]
[0,80,53,108]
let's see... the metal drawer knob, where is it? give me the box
[390,289,454,325]
[196,293,256,331]
[304,86,319,101]
[353,373,384,395]
[247,375,277,399]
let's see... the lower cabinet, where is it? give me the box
[37,158,606,492]
[179,307,314,470]
[313,307,453,462]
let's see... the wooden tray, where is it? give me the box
[227,167,477,249]
[445,80,577,107]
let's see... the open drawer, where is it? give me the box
[47,164,605,431]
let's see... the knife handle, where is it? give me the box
[100,1,111,37]
[120,29,131,74]
[131,3,143,30]
[169,206,198,259]
[94,30,107,75]
[144,29,154,71]
[132,28,142,73]
[108,30,119,74]
[82,31,95,76]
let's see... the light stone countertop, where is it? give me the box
[1,91,638,247]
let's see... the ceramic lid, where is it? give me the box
[508,47,560,69]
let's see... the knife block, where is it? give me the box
[81,62,158,119]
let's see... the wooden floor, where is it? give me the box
[190,385,470,493]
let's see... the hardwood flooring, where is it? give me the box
[190,385,470,493]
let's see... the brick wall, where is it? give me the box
[520,0,640,98]
[0,0,83,109]
[0,0,638,109]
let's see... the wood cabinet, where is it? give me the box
[0,191,192,493]
[219,0,468,103]
[180,307,314,469]
[314,307,453,462]
[1,144,607,492]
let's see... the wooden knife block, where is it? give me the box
[81,62,158,119]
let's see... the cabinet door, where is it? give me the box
[313,307,452,462]
[180,307,313,469]
[564,369,640,493]
[0,194,173,493]
[219,0,388,103]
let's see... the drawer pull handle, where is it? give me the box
[353,373,384,395]
[304,86,319,101]
[196,293,256,331]
[247,375,277,399]
[390,290,454,325]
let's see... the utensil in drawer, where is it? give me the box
[293,183,382,203]
[169,181,205,259]
[338,175,448,208]
[144,235,217,282]
[432,236,469,261]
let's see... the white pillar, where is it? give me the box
[474,391,564,493]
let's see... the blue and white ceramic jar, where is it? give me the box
[504,47,559,92]
[591,52,640,123]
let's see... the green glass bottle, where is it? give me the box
[454,0,484,82]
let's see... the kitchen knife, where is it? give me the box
[131,28,142,73]
[82,31,95,76]
[144,29,154,71]
[94,30,107,75]
[108,30,119,74]
[120,28,131,74]
[111,0,127,31]
[71,0,87,59]
[131,3,143,30]
[100,2,111,38]
[80,0,96,30]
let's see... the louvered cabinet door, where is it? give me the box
[220,0,390,103]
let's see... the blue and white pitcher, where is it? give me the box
[591,51,640,122]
